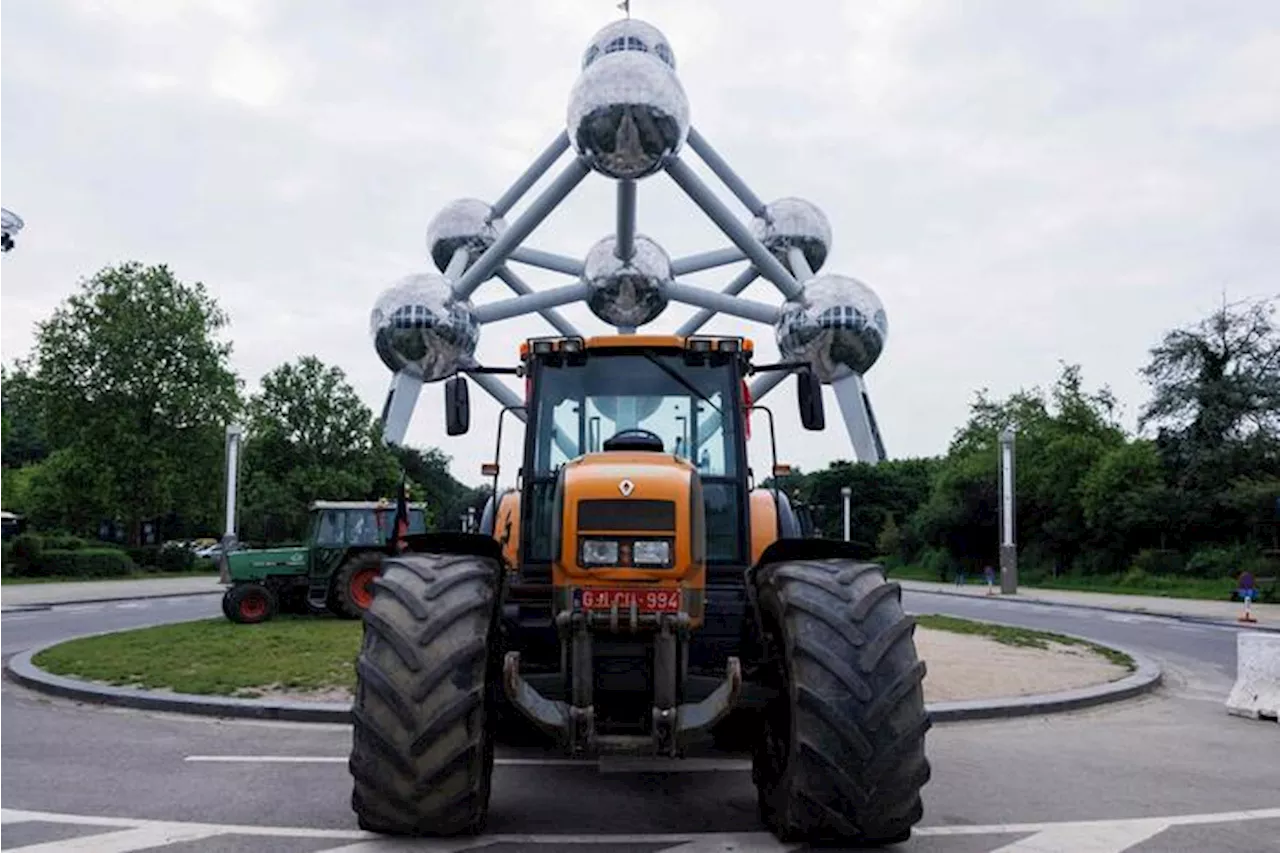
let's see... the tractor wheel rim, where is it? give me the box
[240,594,266,619]
[351,568,378,609]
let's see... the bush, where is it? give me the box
[1184,545,1269,579]
[42,534,90,551]
[10,533,44,574]
[920,547,959,581]
[1131,549,1186,576]
[25,548,135,579]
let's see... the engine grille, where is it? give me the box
[577,499,675,531]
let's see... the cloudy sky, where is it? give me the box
[3,0,1277,486]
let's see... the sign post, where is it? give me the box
[841,486,852,543]
[998,425,1018,594]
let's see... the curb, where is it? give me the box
[1,588,222,609]
[901,583,1280,635]
[4,624,1163,727]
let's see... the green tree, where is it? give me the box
[1,363,49,469]
[240,356,398,542]
[20,262,241,540]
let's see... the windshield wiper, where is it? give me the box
[641,351,723,417]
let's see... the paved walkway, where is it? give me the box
[899,578,1280,629]
[1,576,222,608]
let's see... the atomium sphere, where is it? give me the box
[581,18,677,71]
[370,273,479,382]
[425,199,506,274]
[583,234,671,327]
[750,198,833,274]
[593,396,665,426]
[567,50,690,180]
[775,274,888,382]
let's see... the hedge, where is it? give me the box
[20,548,136,579]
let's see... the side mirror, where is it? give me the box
[797,369,825,431]
[445,375,470,436]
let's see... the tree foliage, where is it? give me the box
[8,263,241,540]
[239,357,399,542]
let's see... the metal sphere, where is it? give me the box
[750,198,832,274]
[425,199,505,274]
[583,234,671,327]
[567,50,690,180]
[775,274,888,382]
[370,273,479,382]
[581,19,677,71]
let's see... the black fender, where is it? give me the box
[398,532,505,566]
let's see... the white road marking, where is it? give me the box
[115,602,150,610]
[598,756,752,773]
[184,754,751,772]
[56,605,105,613]
[3,806,1279,852]
[655,835,798,852]
[312,841,481,852]
[987,818,1167,852]
[10,823,224,851]
[184,754,590,767]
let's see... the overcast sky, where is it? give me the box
[3,0,1278,487]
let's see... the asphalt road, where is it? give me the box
[2,589,1277,852]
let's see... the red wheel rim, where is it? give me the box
[239,593,267,620]
[351,568,379,610]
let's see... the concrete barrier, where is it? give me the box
[1225,631,1280,722]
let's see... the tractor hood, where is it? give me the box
[224,546,309,583]
[554,451,705,583]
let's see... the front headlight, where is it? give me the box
[632,539,672,566]
[580,539,620,566]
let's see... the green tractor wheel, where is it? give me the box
[224,582,278,625]
[328,552,384,620]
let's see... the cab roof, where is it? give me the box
[519,334,754,358]
[310,501,427,511]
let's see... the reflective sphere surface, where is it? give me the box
[583,234,671,327]
[581,18,676,70]
[750,197,832,274]
[567,51,689,180]
[425,199,506,274]
[371,273,479,382]
[775,274,888,381]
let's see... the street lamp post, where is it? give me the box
[998,425,1017,594]
[841,486,852,543]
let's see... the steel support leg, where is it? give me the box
[675,267,760,336]
[454,157,591,299]
[616,179,636,260]
[831,373,886,463]
[490,131,571,218]
[379,370,424,446]
[665,157,801,301]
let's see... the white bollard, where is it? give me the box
[1225,632,1280,722]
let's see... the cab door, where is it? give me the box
[311,508,348,580]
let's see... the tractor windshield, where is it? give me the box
[525,351,747,565]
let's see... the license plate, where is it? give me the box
[580,588,681,612]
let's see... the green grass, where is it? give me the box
[886,563,1234,602]
[915,613,1135,671]
[33,616,363,696]
[1,570,219,585]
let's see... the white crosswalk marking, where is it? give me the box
[311,840,483,852]
[988,819,1168,852]
[655,834,800,852]
[10,824,224,851]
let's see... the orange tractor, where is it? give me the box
[347,334,930,845]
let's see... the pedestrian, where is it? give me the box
[984,564,996,595]
[955,566,967,586]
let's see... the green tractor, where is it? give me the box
[220,500,428,624]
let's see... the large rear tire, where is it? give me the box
[329,551,384,619]
[751,558,931,845]
[348,551,502,836]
